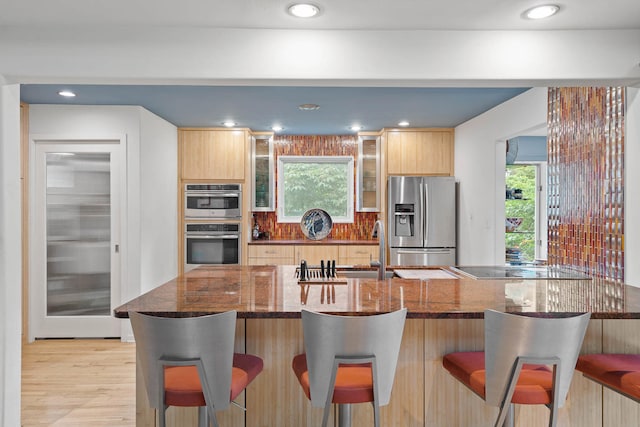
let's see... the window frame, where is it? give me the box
[505,162,547,263]
[277,155,354,224]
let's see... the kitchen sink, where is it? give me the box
[338,269,397,279]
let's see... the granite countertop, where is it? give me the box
[248,239,378,245]
[114,265,640,319]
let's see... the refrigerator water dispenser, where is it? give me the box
[394,204,414,237]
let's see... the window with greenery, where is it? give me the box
[505,165,537,263]
[277,156,354,223]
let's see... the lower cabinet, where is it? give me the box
[248,244,378,267]
[294,245,339,266]
[339,245,378,266]
[247,245,294,265]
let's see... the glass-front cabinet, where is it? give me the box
[252,133,274,211]
[357,134,380,212]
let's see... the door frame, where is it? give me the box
[28,135,127,341]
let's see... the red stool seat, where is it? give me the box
[576,354,640,400]
[621,371,640,399]
[292,354,374,404]
[443,351,555,405]
[442,311,590,427]
[165,353,264,407]
[291,309,407,427]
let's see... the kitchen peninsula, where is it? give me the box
[115,265,640,427]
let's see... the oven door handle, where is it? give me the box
[186,193,240,197]
[186,234,240,239]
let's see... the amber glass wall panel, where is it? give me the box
[547,87,625,284]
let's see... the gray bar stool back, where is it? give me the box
[444,310,590,427]
[130,310,261,427]
[293,308,407,427]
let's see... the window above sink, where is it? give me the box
[277,155,354,223]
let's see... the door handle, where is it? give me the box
[396,249,451,255]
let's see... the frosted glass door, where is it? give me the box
[31,142,122,339]
[46,152,111,316]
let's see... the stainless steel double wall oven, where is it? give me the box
[184,184,242,271]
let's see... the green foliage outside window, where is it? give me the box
[282,162,350,218]
[505,165,537,262]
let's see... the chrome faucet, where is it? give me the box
[371,220,386,280]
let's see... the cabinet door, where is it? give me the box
[247,245,294,265]
[386,131,415,175]
[338,245,378,266]
[419,131,453,175]
[252,135,274,211]
[294,245,340,266]
[386,130,453,175]
[357,135,380,212]
[180,130,246,180]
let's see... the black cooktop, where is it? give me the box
[450,266,591,280]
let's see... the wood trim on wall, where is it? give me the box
[21,101,29,343]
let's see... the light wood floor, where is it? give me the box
[21,339,136,427]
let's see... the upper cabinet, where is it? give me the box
[179,129,247,181]
[385,129,454,176]
[357,134,381,212]
[251,133,275,211]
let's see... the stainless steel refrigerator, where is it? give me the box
[388,176,456,266]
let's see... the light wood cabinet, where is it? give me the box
[179,129,247,180]
[385,129,454,176]
[248,244,377,267]
[338,245,378,266]
[294,245,340,266]
[247,245,294,265]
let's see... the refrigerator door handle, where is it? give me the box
[422,180,429,246]
[395,249,452,255]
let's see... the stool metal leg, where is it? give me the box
[500,404,514,427]
[337,403,352,427]
[198,406,208,427]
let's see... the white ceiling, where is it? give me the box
[3,0,640,133]
[2,0,639,30]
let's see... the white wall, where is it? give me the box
[0,84,22,427]
[626,87,640,287]
[28,105,178,339]
[138,109,178,294]
[454,87,548,265]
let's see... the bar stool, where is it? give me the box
[442,310,590,427]
[576,353,640,402]
[292,308,407,427]
[130,311,263,427]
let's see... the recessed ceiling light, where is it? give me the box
[298,103,320,111]
[350,125,363,131]
[271,125,284,132]
[222,121,236,127]
[398,121,410,127]
[58,90,76,97]
[287,3,320,18]
[524,4,559,19]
